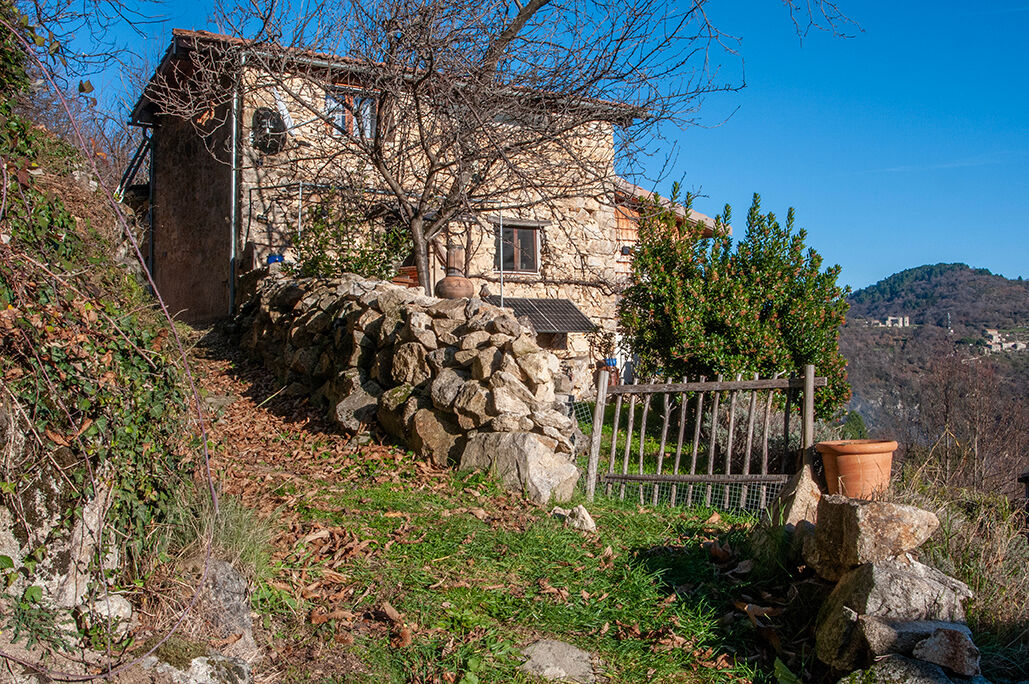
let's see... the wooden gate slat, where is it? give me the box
[705,375,722,506]
[722,373,741,508]
[636,380,654,504]
[620,381,638,500]
[652,378,673,505]
[687,377,706,506]
[741,372,759,508]
[606,393,623,497]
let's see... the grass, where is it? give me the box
[257,465,763,683]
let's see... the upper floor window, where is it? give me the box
[325,88,377,139]
[495,224,539,273]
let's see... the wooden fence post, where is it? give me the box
[586,370,609,501]
[802,364,815,465]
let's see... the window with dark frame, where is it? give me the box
[325,88,377,139]
[494,224,539,273]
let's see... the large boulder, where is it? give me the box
[807,495,939,581]
[202,560,258,661]
[391,342,431,387]
[377,384,417,439]
[409,409,465,468]
[519,639,595,683]
[815,559,972,670]
[430,368,469,410]
[400,311,438,350]
[141,653,253,684]
[331,374,383,433]
[516,352,554,389]
[507,333,540,358]
[768,464,822,529]
[460,432,579,505]
[489,386,532,419]
[427,298,468,320]
[470,347,503,380]
[911,627,981,677]
[452,382,492,430]
[859,617,973,660]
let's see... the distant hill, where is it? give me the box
[847,263,1029,334]
[840,263,1029,440]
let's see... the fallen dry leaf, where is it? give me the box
[704,539,733,564]
[380,601,403,624]
[209,633,242,648]
[391,625,413,648]
[733,601,781,626]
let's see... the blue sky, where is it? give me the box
[651,1,1029,290]
[108,0,1029,291]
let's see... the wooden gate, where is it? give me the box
[584,365,825,510]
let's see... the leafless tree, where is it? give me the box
[915,353,1028,497]
[143,0,850,294]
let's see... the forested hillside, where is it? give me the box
[848,263,1029,333]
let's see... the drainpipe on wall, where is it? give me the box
[498,212,504,308]
[228,54,245,315]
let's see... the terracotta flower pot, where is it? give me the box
[815,439,898,499]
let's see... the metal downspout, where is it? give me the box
[228,55,245,314]
[498,212,504,308]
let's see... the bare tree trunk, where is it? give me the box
[410,215,432,295]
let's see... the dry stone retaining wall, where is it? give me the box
[237,272,583,503]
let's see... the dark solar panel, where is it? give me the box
[485,296,596,333]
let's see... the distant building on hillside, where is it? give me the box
[866,315,910,328]
[884,316,910,328]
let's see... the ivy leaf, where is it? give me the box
[773,657,803,684]
[0,555,14,570]
[23,585,43,603]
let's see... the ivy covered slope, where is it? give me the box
[619,192,850,418]
[0,7,188,582]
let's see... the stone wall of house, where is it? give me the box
[237,271,584,504]
[232,75,623,366]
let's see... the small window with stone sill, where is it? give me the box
[494,224,539,274]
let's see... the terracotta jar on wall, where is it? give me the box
[434,243,474,299]
[816,439,898,499]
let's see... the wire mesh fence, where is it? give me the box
[574,369,822,514]
[594,478,786,513]
[571,400,594,432]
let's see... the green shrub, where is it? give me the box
[0,3,190,580]
[618,190,851,419]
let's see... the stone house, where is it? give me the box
[128,29,717,390]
